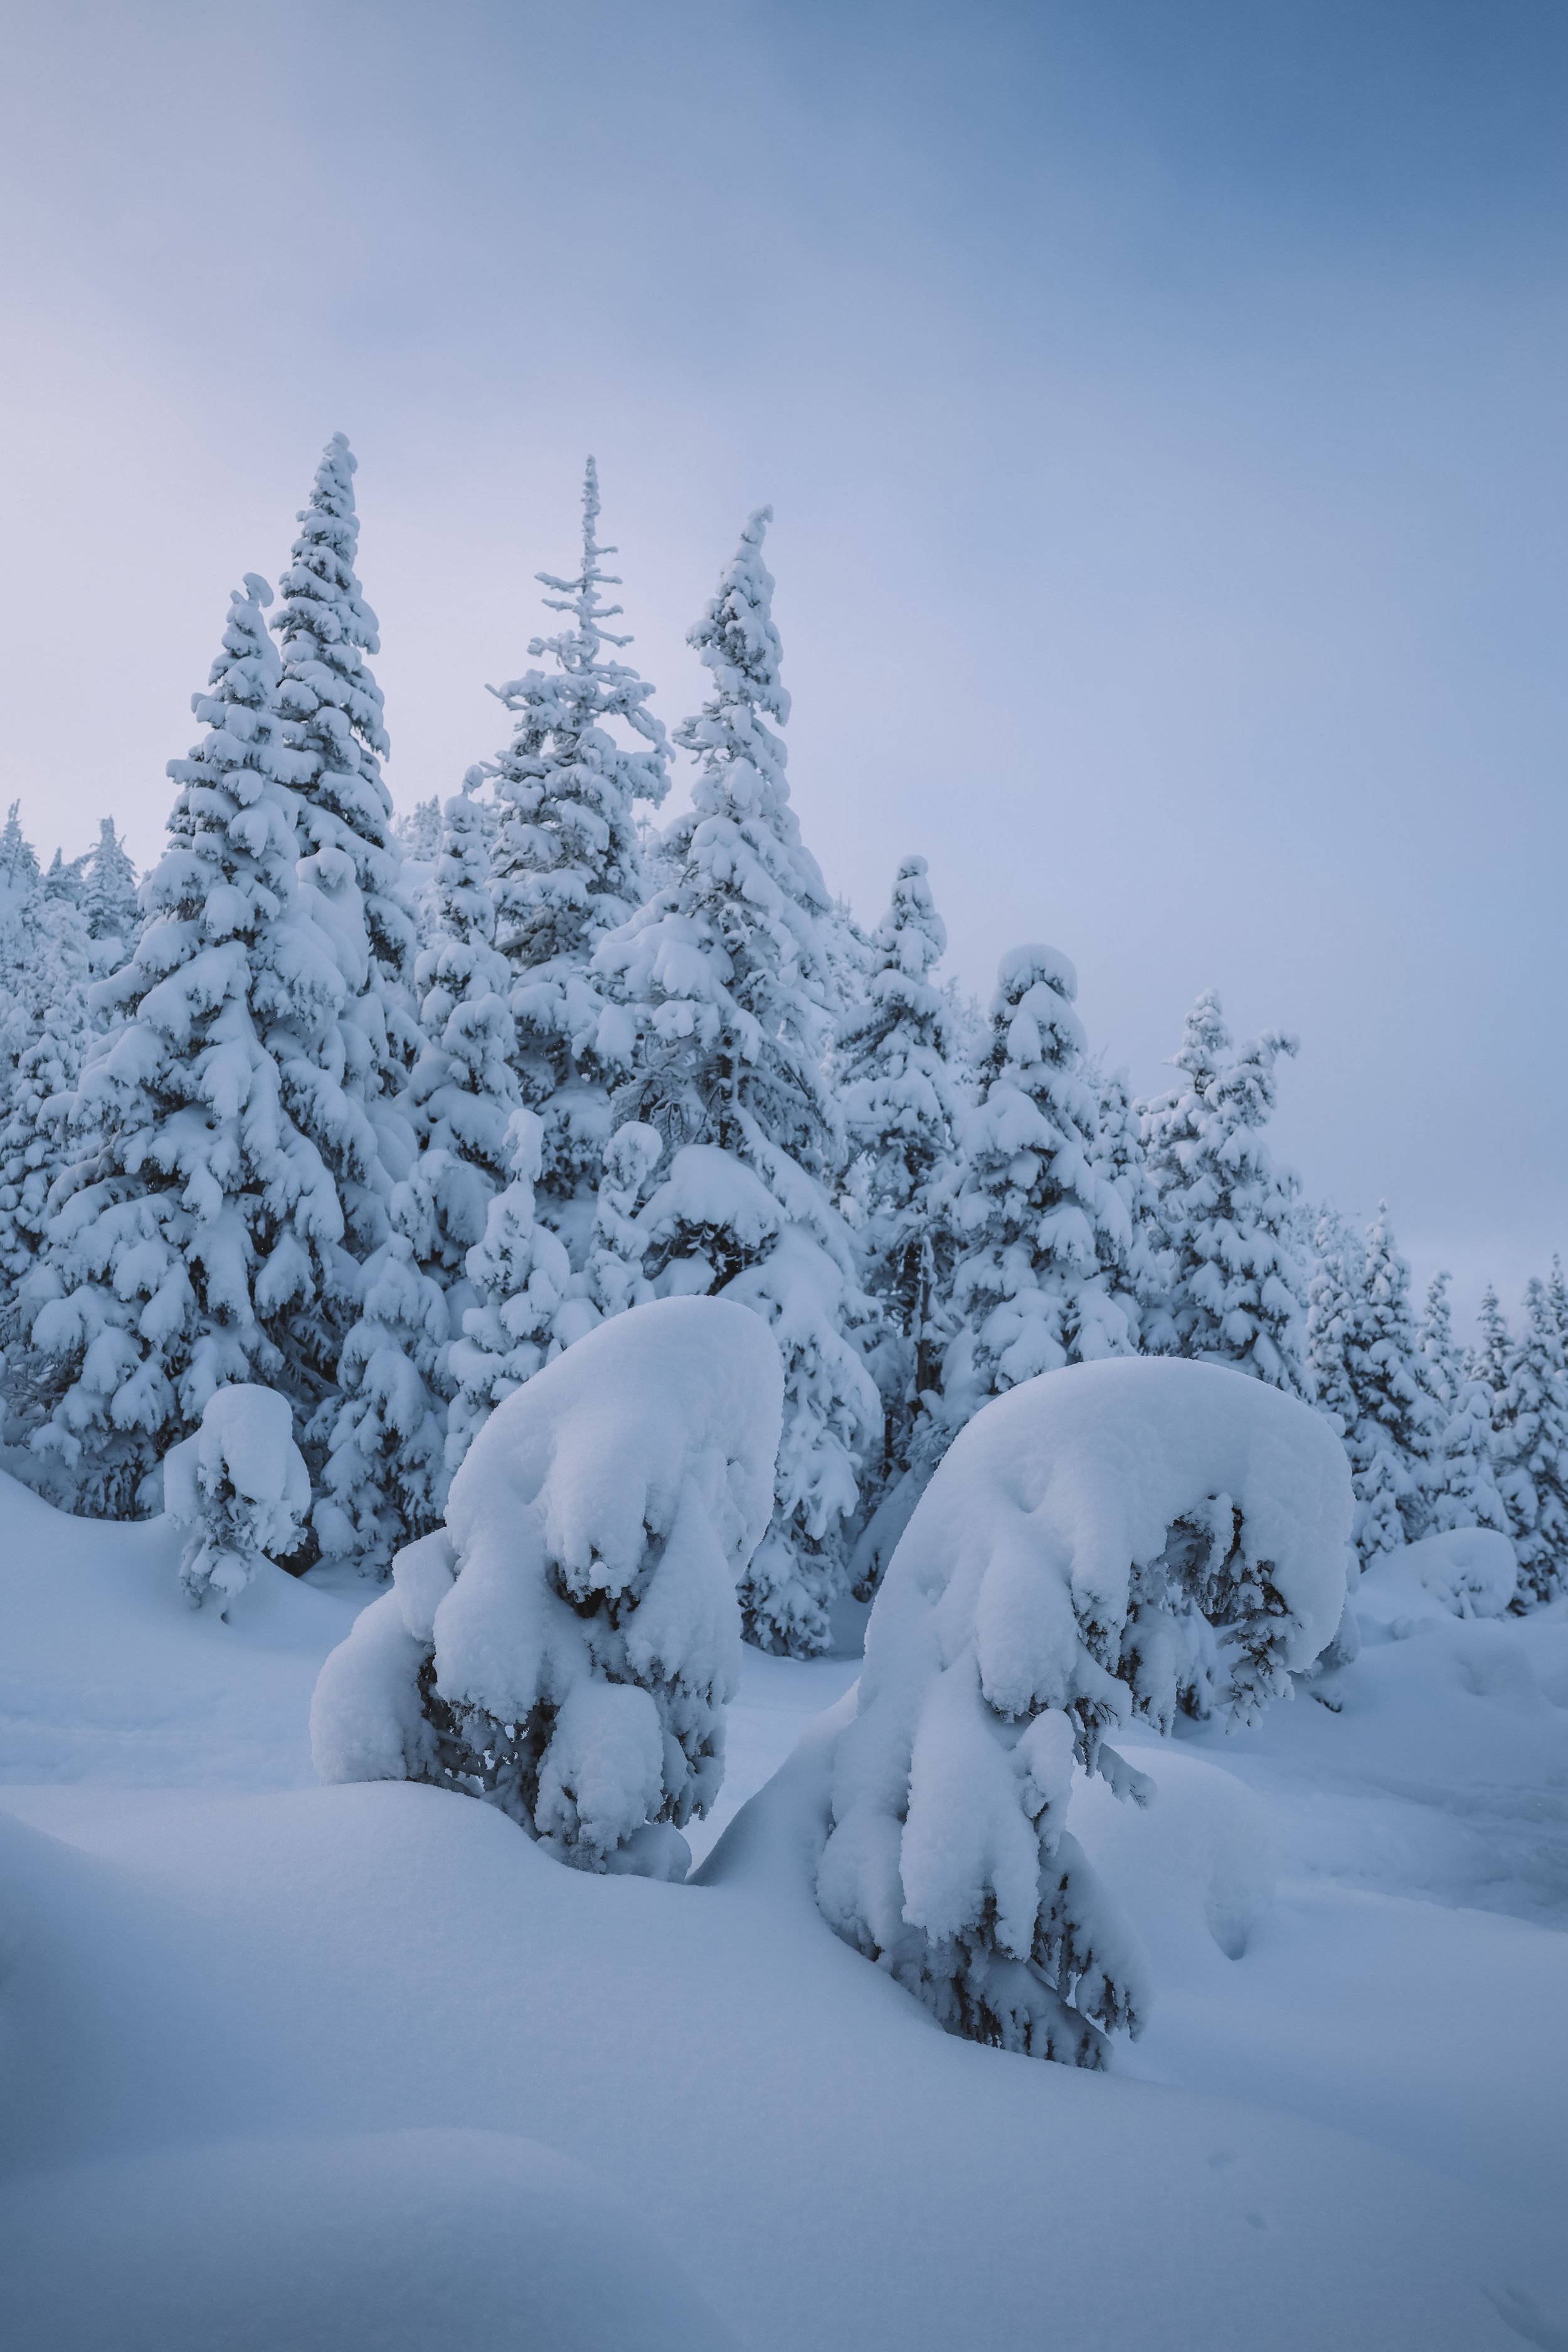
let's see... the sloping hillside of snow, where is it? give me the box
[0,1471,1565,2349]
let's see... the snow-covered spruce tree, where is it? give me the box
[486,458,669,1263]
[443,1106,571,1475]
[939,945,1133,1438]
[82,818,140,961]
[596,509,879,1654]
[315,788,517,1571]
[273,433,420,1167]
[1090,1058,1172,1355]
[1495,1276,1568,1605]
[311,1296,784,1878]
[1419,1271,1508,1540]
[0,890,97,1303]
[835,854,963,1513]
[18,578,351,1518]
[1142,990,1306,1391]
[0,803,40,905]
[1343,1204,1435,1566]
[817,1357,1351,2065]
[163,1382,310,1613]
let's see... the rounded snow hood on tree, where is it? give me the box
[818,1357,1352,2066]
[311,1296,785,1877]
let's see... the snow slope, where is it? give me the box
[0,1470,1565,2349]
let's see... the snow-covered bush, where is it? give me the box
[311,1296,783,1877]
[1358,1528,1518,1624]
[817,1357,1350,2067]
[163,1384,310,1611]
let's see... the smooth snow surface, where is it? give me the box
[0,1467,1564,2349]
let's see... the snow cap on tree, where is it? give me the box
[819,1357,1351,2066]
[162,1380,310,1612]
[311,1297,785,1878]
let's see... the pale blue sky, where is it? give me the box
[1,1,1563,1317]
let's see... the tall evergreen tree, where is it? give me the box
[1335,1205,1434,1567]
[597,508,879,1653]
[1495,1276,1568,1604]
[1090,1058,1171,1354]
[836,854,963,1505]
[273,433,420,1184]
[940,942,1133,1434]
[1143,990,1306,1391]
[0,891,96,1301]
[82,818,140,960]
[486,458,669,1262]
[17,578,349,1516]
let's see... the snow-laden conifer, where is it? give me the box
[163,1382,310,1611]
[444,1107,571,1474]
[836,854,963,1512]
[402,789,519,1269]
[818,1358,1351,2067]
[312,1296,784,1878]
[1418,1271,1508,1540]
[1090,1059,1172,1353]
[1143,991,1306,1391]
[1495,1276,1568,1604]
[0,891,96,1300]
[596,509,879,1653]
[273,433,419,1116]
[82,818,140,962]
[313,788,516,1571]
[940,944,1133,1434]
[19,578,354,1515]
[487,459,669,1259]
[1343,1205,1435,1564]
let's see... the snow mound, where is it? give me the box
[311,1296,783,1875]
[0,2128,738,2352]
[818,1358,1350,2063]
[1359,1528,1519,1624]
[1071,1746,1278,1968]
[163,1384,310,1610]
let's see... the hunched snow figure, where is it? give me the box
[163,1384,310,1611]
[817,1357,1351,2067]
[311,1296,784,1879]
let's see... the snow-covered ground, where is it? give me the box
[1,1470,1565,2349]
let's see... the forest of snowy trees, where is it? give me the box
[1,433,1564,1646]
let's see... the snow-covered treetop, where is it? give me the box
[83,818,139,948]
[274,434,391,800]
[488,458,670,981]
[596,506,839,1185]
[273,433,412,1019]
